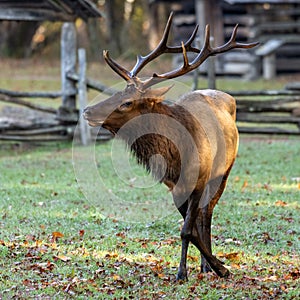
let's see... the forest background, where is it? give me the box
[0,0,170,62]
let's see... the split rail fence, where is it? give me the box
[0,48,113,144]
[0,48,299,143]
[235,87,300,135]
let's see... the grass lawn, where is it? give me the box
[0,136,299,299]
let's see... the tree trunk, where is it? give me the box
[87,18,104,61]
[105,0,125,55]
[0,21,40,58]
[147,3,168,50]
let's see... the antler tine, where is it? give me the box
[171,24,200,54]
[129,12,174,77]
[230,24,260,49]
[209,24,259,55]
[103,50,132,82]
[190,24,259,67]
[181,42,189,67]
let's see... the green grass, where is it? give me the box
[0,137,299,299]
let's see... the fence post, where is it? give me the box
[59,22,77,122]
[263,54,276,80]
[207,37,216,90]
[78,48,91,145]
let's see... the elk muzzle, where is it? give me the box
[83,107,104,127]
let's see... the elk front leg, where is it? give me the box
[176,194,200,281]
[176,237,189,280]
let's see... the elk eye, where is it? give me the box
[120,101,133,109]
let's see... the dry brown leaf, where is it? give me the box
[52,231,64,239]
[275,200,287,207]
[241,180,248,192]
[218,252,240,261]
[54,255,71,262]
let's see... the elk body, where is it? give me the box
[84,13,258,280]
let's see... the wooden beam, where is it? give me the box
[0,8,74,21]
[229,90,300,96]
[78,48,91,146]
[66,72,117,95]
[4,126,70,136]
[0,93,56,114]
[237,113,300,124]
[0,134,70,141]
[0,88,61,99]
[238,127,300,135]
[61,22,77,108]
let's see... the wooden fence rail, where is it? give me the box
[0,48,114,142]
[0,88,62,98]
[0,93,57,114]
[235,88,300,135]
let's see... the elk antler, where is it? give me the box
[129,12,200,77]
[103,12,199,83]
[103,12,259,89]
[142,24,259,89]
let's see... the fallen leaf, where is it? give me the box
[234,176,240,182]
[54,255,71,262]
[263,275,278,282]
[241,180,248,192]
[275,200,287,207]
[116,231,126,239]
[22,279,32,286]
[261,232,274,244]
[263,183,272,192]
[187,255,199,262]
[230,263,241,269]
[52,231,64,239]
[217,252,240,261]
[105,252,118,259]
[112,274,122,281]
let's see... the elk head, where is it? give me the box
[83,12,258,133]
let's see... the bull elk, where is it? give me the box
[84,12,258,280]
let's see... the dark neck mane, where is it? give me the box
[118,103,197,185]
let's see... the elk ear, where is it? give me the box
[145,85,174,103]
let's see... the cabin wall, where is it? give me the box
[162,0,300,77]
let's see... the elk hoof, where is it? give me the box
[217,266,230,278]
[201,262,212,273]
[176,270,188,281]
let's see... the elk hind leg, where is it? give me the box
[197,175,230,274]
